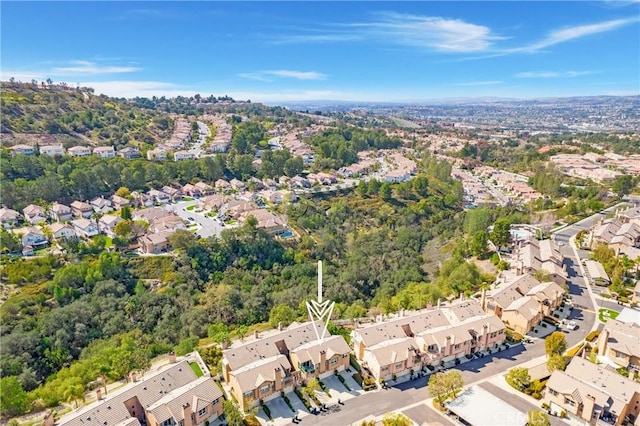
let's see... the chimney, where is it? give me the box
[182,403,193,426]
[480,289,487,311]
[168,351,177,364]
[221,339,228,349]
[437,298,442,307]
[320,350,327,373]
[445,335,452,356]
[44,412,55,426]
[459,292,464,301]
[130,372,138,382]
[483,324,489,347]
[274,367,283,391]
[254,330,259,339]
[96,388,102,401]
[278,322,283,331]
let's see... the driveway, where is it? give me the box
[258,396,297,426]
[164,201,227,239]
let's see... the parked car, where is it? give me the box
[566,320,578,330]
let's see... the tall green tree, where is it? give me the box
[505,367,531,391]
[490,218,511,250]
[544,332,567,357]
[0,376,30,416]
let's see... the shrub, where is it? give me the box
[350,354,362,373]
[260,402,272,420]
[532,392,541,400]
[283,395,294,412]
[337,374,351,391]
[585,330,600,342]
[294,388,312,411]
[542,403,549,410]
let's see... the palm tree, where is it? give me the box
[63,383,85,408]
[98,364,112,396]
[91,211,103,229]
[124,297,138,323]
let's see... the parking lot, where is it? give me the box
[256,373,364,426]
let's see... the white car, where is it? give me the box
[566,320,578,330]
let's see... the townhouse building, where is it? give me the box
[544,358,640,425]
[54,360,223,426]
[14,226,49,249]
[173,150,195,161]
[351,299,506,382]
[222,322,350,411]
[481,273,565,335]
[589,217,640,253]
[596,319,640,371]
[511,237,567,284]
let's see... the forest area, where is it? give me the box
[0,151,516,416]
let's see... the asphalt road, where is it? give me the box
[164,201,228,239]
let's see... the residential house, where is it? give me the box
[511,238,567,284]
[98,215,123,237]
[70,201,94,218]
[481,273,565,335]
[130,192,154,208]
[596,319,640,371]
[239,209,287,234]
[160,186,182,202]
[173,150,195,161]
[72,219,100,238]
[23,204,46,225]
[93,146,116,158]
[147,147,168,161]
[133,207,169,223]
[194,182,214,196]
[139,230,174,254]
[543,357,640,425]
[182,184,203,198]
[351,299,506,382]
[49,203,73,222]
[14,226,48,249]
[67,146,92,157]
[149,214,185,233]
[110,195,131,210]
[0,207,21,229]
[307,172,337,186]
[118,147,141,159]
[261,190,290,204]
[290,176,310,189]
[229,179,245,191]
[147,189,171,204]
[198,195,231,212]
[222,321,351,411]
[50,223,77,241]
[39,145,65,156]
[224,200,258,220]
[590,217,640,253]
[55,359,223,426]
[10,144,35,155]
[90,197,114,214]
[215,179,231,192]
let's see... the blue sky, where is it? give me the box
[2,1,639,103]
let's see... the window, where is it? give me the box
[244,391,253,398]
[330,357,338,364]
[394,362,404,370]
[454,344,460,350]
[179,421,184,426]
[198,408,207,417]
[549,389,558,396]
[564,398,575,407]
[260,384,271,393]
[381,365,389,372]
[162,420,172,426]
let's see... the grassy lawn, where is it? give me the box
[185,205,196,211]
[104,236,113,248]
[189,362,203,377]
[182,197,194,201]
[598,308,619,323]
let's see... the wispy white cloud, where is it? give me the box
[453,80,502,86]
[515,70,598,78]
[1,60,141,81]
[351,12,504,53]
[52,60,141,75]
[272,13,637,58]
[238,69,327,81]
[514,17,639,52]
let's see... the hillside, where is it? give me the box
[0,82,173,148]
